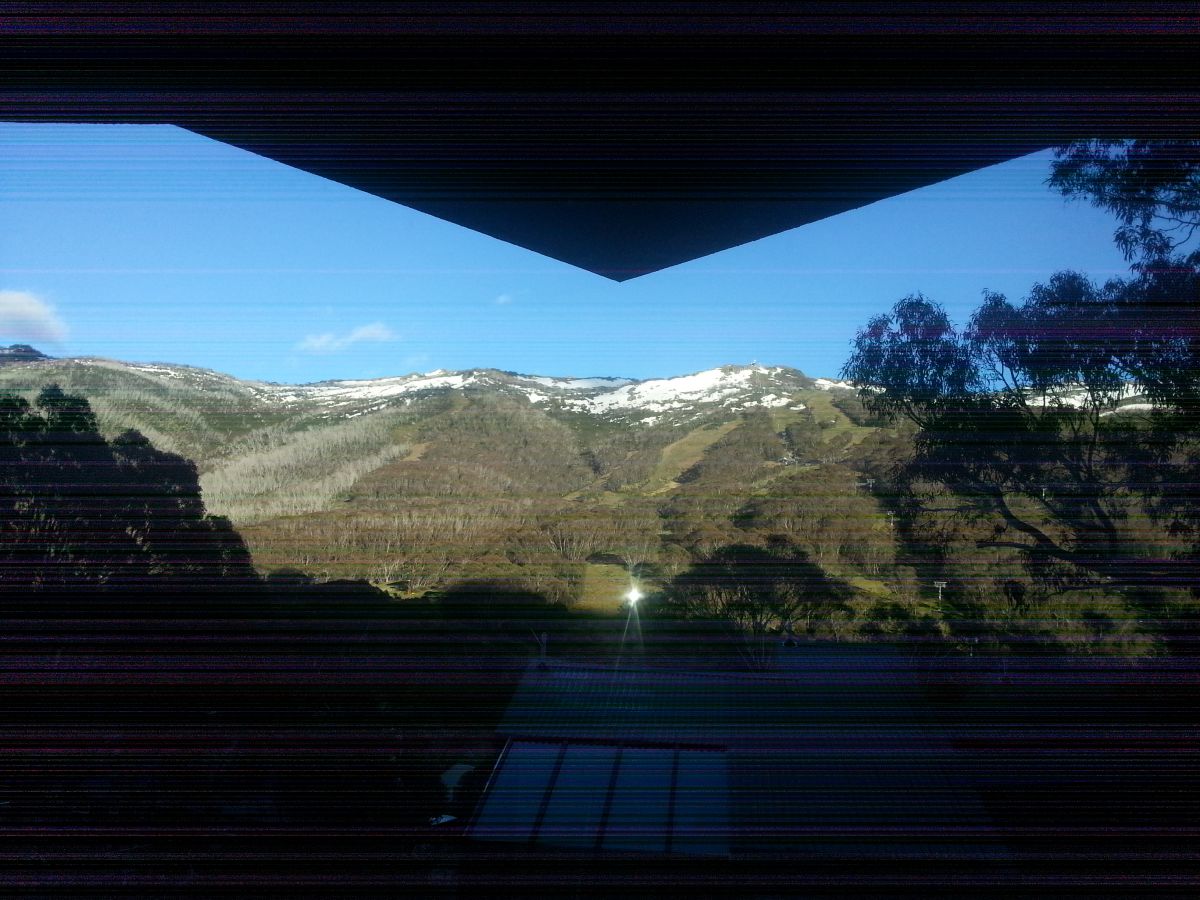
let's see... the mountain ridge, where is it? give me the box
[0,350,868,539]
[0,347,847,396]
[0,351,854,426]
[0,343,52,365]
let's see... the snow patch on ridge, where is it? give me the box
[515,374,634,391]
[128,364,185,379]
[257,372,478,406]
[51,357,816,420]
[566,365,785,414]
[754,394,792,408]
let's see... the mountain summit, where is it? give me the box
[0,344,51,365]
[0,354,840,431]
[252,363,821,425]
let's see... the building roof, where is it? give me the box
[470,644,1000,858]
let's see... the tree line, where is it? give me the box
[0,384,258,598]
[840,139,1200,650]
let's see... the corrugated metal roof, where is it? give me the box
[502,645,933,744]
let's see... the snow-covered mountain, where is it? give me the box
[253,368,635,413]
[70,358,819,423]
[0,354,830,460]
[250,363,816,423]
[4,350,1155,433]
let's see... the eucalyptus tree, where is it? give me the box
[839,139,1200,600]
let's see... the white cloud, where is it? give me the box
[297,322,396,354]
[0,290,68,342]
[494,293,514,305]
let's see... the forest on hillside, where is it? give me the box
[4,361,1196,657]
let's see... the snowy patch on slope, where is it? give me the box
[1027,384,1143,409]
[70,358,812,419]
[565,366,787,414]
[750,394,792,408]
[515,374,634,391]
[1101,402,1155,416]
[127,363,186,379]
[257,370,634,408]
[259,372,478,406]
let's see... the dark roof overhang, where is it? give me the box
[4,5,1198,280]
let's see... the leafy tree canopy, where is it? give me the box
[662,540,851,667]
[1049,139,1200,267]
[842,140,1200,597]
[1,384,259,596]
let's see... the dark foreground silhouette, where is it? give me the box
[3,387,1200,890]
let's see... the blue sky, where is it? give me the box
[1,123,1131,382]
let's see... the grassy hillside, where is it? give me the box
[0,358,276,460]
[233,394,910,626]
[0,357,897,601]
[643,420,740,494]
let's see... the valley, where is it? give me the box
[1,349,1182,653]
[0,354,886,582]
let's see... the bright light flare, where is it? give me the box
[625,587,643,605]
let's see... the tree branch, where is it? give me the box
[975,540,1079,566]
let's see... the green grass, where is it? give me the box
[766,402,810,434]
[642,419,740,494]
[846,576,894,598]
[795,390,861,441]
[574,562,636,613]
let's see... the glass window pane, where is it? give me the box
[471,741,562,844]
[536,744,619,850]
[601,748,674,853]
[671,750,730,856]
